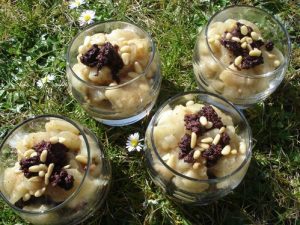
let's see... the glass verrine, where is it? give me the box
[145,91,252,204]
[0,115,111,225]
[193,5,291,108]
[66,21,162,126]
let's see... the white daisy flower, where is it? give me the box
[126,132,144,152]
[69,0,85,9]
[37,74,56,88]
[79,10,96,26]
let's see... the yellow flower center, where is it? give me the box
[83,14,91,22]
[130,139,138,147]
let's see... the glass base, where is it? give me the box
[93,101,155,126]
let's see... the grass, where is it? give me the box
[0,0,299,224]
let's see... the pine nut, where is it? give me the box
[251,32,259,41]
[241,42,247,49]
[29,176,40,182]
[24,149,35,158]
[30,152,38,158]
[199,143,210,149]
[212,134,221,145]
[40,150,47,163]
[45,163,54,185]
[190,132,197,149]
[232,37,241,42]
[241,25,248,36]
[23,193,31,201]
[267,53,275,59]
[247,44,252,51]
[121,53,130,65]
[234,56,243,66]
[134,61,143,73]
[225,33,232,39]
[50,136,59,144]
[63,164,71,169]
[219,127,226,134]
[58,137,66,143]
[83,36,91,46]
[208,38,214,43]
[246,37,253,44]
[193,162,201,170]
[34,190,43,198]
[241,37,247,43]
[120,45,131,53]
[201,137,213,143]
[39,171,45,177]
[239,142,246,154]
[186,100,194,106]
[199,116,208,126]
[221,145,231,155]
[162,153,170,161]
[249,48,262,57]
[193,150,201,159]
[75,155,88,164]
[231,149,238,155]
[205,122,213,129]
[29,165,41,173]
[274,60,280,67]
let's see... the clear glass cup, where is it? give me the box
[66,21,162,126]
[193,5,291,108]
[0,115,111,225]
[145,91,252,204]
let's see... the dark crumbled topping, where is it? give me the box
[20,156,40,178]
[265,41,274,51]
[199,105,223,129]
[202,144,222,167]
[20,141,74,190]
[80,43,124,83]
[220,132,230,146]
[220,22,275,69]
[179,134,191,153]
[184,114,203,134]
[178,134,195,163]
[50,169,74,190]
[241,55,264,69]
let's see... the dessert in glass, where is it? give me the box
[0,115,111,225]
[193,5,291,107]
[66,21,162,126]
[145,91,252,204]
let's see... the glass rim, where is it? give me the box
[204,5,291,78]
[149,91,253,183]
[66,20,156,90]
[0,114,91,215]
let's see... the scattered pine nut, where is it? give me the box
[199,143,210,149]
[225,33,232,39]
[23,193,31,201]
[75,155,88,164]
[231,149,238,155]
[234,56,243,66]
[212,134,221,145]
[45,163,54,185]
[134,61,143,73]
[267,53,275,59]
[39,171,45,177]
[190,132,197,149]
[246,37,253,44]
[24,149,35,158]
[120,45,131,53]
[199,116,208,126]
[239,142,246,154]
[221,145,231,155]
[40,150,48,163]
[247,44,252,51]
[30,152,38,158]
[274,60,280,67]
[219,127,226,134]
[201,137,213,143]
[34,190,43,198]
[50,136,59,144]
[29,176,40,182]
[241,25,248,36]
[162,153,170,161]
[232,37,241,42]
[121,53,130,65]
[250,32,259,41]
[186,100,194,106]
[208,38,215,43]
[58,137,66,143]
[193,150,201,160]
[205,122,213,129]
[29,165,42,173]
[241,42,247,49]
[63,164,71,169]
[249,48,262,57]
